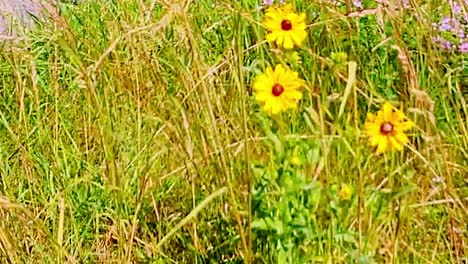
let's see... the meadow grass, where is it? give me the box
[0,0,466,263]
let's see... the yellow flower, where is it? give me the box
[253,64,304,115]
[290,156,301,166]
[339,184,352,201]
[364,102,414,154]
[263,4,307,49]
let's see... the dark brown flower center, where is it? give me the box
[380,122,394,135]
[271,83,284,96]
[281,19,293,31]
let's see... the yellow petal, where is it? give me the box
[285,90,302,100]
[296,13,306,24]
[376,137,389,154]
[265,66,274,77]
[283,35,294,49]
[399,120,414,131]
[389,136,403,151]
[382,102,394,121]
[255,92,270,102]
[291,30,307,46]
[276,34,285,47]
[263,100,273,114]
[394,132,408,145]
[266,32,278,43]
[365,113,376,122]
[391,109,406,122]
[280,76,302,89]
[365,123,380,137]
[288,101,298,109]
[370,135,381,147]
[253,75,272,92]
[274,64,286,77]
[282,4,293,12]
[285,13,298,24]
[270,101,282,115]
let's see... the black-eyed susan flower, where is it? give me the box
[364,102,414,155]
[263,4,307,49]
[253,64,304,115]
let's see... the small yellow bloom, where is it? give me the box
[263,4,307,49]
[364,102,414,154]
[253,64,304,115]
[290,156,301,166]
[339,184,352,201]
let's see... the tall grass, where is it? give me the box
[0,0,466,263]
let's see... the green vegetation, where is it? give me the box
[0,0,466,263]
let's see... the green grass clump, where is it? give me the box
[0,0,466,263]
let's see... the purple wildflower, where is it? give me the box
[263,0,274,5]
[353,0,363,8]
[433,36,455,51]
[460,42,468,53]
[451,2,461,14]
[439,17,453,31]
[440,39,454,50]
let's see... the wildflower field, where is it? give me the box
[0,0,467,263]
